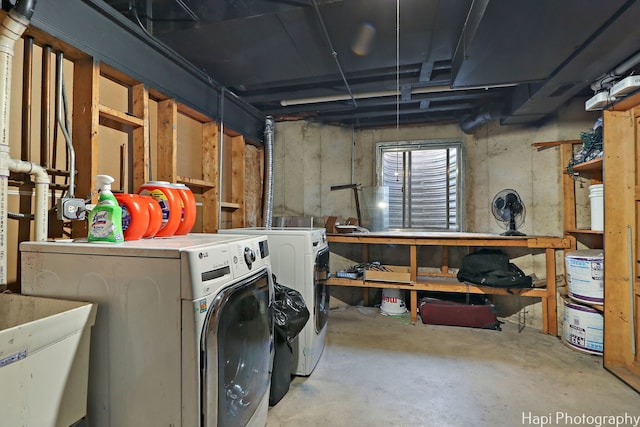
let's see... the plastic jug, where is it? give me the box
[171,183,197,235]
[138,181,181,237]
[115,193,150,241]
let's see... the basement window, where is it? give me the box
[376,139,464,231]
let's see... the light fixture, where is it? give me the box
[585,91,616,111]
[610,75,640,97]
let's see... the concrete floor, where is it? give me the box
[266,306,640,427]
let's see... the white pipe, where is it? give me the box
[279,83,518,107]
[0,3,45,287]
[7,158,48,241]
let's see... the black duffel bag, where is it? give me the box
[456,248,533,289]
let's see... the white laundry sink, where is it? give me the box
[0,293,97,427]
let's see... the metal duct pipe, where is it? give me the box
[0,0,47,287]
[460,111,494,134]
[460,105,501,134]
[262,116,274,229]
[591,50,640,92]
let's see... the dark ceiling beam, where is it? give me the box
[30,0,266,142]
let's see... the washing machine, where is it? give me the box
[220,227,330,376]
[21,233,273,427]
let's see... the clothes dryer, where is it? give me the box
[220,227,329,376]
[21,233,273,427]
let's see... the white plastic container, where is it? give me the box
[380,288,407,315]
[589,184,604,231]
[563,298,603,356]
[565,249,604,305]
[0,293,97,426]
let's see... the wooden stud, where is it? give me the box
[202,122,219,232]
[132,84,150,190]
[156,99,177,182]
[71,58,100,238]
[230,135,245,228]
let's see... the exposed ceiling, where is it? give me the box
[103,0,640,132]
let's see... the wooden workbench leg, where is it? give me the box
[363,244,369,305]
[410,245,418,322]
[410,290,417,322]
[410,245,417,282]
[545,248,558,335]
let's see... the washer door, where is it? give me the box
[314,247,330,333]
[201,269,271,427]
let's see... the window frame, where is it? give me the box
[375,138,465,231]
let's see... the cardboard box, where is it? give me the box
[364,265,412,283]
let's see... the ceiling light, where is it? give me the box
[610,75,640,97]
[585,92,616,111]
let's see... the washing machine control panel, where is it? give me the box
[229,237,270,279]
[182,244,232,299]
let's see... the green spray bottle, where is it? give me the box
[88,174,124,243]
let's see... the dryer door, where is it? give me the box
[201,269,272,427]
[314,247,330,333]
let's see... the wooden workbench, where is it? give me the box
[326,231,571,335]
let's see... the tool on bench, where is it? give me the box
[330,184,362,226]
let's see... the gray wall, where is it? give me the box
[273,98,600,329]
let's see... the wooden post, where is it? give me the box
[202,122,219,232]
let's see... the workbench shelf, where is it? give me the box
[327,231,570,335]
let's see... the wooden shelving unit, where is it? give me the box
[602,94,640,392]
[559,141,604,250]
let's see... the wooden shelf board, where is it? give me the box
[566,228,604,235]
[221,201,240,210]
[327,276,547,297]
[532,139,581,150]
[98,104,144,128]
[567,157,603,176]
[176,176,216,189]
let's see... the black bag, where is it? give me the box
[270,276,310,406]
[456,249,533,288]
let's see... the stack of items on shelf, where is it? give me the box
[567,117,604,175]
[563,249,604,356]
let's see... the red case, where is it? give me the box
[419,297,502,330]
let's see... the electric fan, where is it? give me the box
[491,189,526,236]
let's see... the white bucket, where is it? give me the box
[380,288,407,315]
[565,249,604,304]
[563,299,603,356]
[589,184,604,231]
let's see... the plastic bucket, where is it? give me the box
[565,249,604,305]
[589,184,603,231]
[380,288,407,315]
[563,299,603,356]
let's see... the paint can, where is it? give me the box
[563,298,603,356]
[380,288,407,315]
[565,249,604,305]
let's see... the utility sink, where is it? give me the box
[0,293,97,427]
